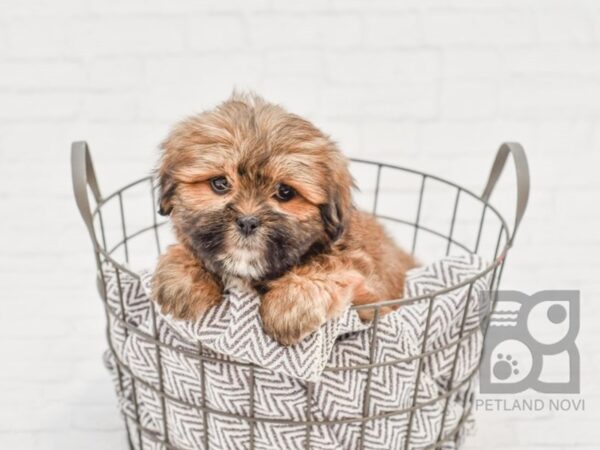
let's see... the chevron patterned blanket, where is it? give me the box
[104,254,489,450]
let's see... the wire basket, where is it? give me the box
[71,141,529,450]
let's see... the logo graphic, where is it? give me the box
[480,291,580,394]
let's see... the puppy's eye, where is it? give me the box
[275,183,296,202]
[210,176,230,194]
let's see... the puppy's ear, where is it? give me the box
[320,154,354,242]
[157,170,175,216]
[156,120,191,216]
[156,135,177,216]
[319,199,345,241]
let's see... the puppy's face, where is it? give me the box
[157,96,353,281]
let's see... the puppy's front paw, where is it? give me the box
[259,270,362,346]
[153,276,222,321]
[260,287,327,346]
[353,284,397,322]
[152,245,222,321]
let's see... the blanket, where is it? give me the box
[103,254,490,449]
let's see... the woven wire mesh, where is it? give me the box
[80,155,516,450]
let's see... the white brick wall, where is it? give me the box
[1,0,599,448]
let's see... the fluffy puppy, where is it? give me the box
[152,94,417,345]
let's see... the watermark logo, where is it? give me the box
[480,290,580,394]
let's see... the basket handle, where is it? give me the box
[71,141,102,250]
[481,142,530,246]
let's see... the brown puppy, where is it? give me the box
[152,93,417,345]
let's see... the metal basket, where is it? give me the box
[71,141,529,450]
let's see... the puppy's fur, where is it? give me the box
[152,94,417,345]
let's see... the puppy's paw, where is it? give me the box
[353,280,400,322]
[259,269,363,346]
[153,275,222,321]
[152,245,222,321]
[260,292,326,346]
[356,305,396,322]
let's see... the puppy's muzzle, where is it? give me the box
[236,215,260,236]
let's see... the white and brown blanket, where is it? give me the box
[103,255,490,450]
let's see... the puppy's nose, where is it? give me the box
[235,215,260,236]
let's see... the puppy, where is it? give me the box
[152,94,417,345]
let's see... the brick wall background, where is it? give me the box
[1,0,599,448]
